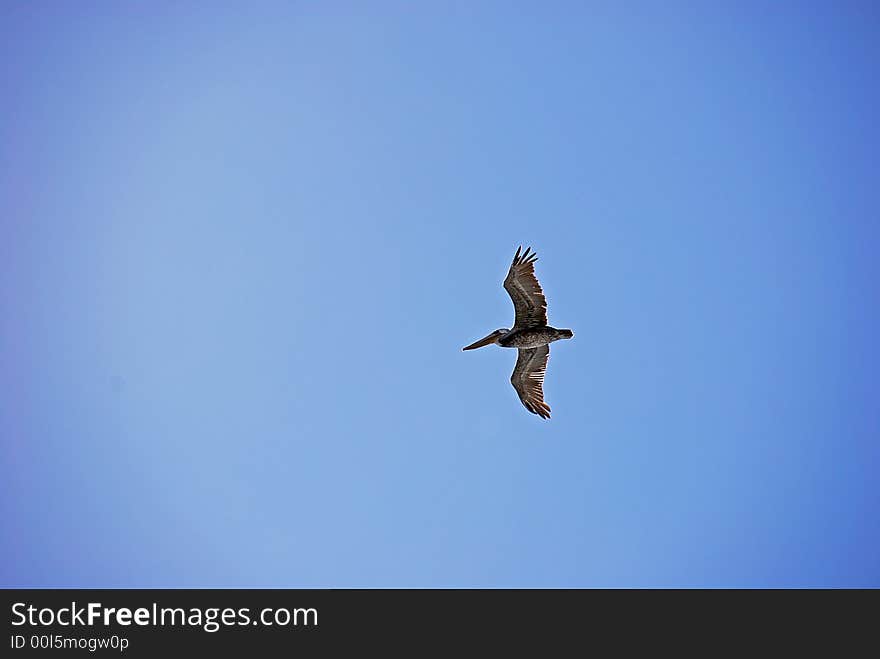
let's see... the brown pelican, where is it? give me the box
[463,246,573,419]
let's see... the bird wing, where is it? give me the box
[503,246,548,329]
[510,345,551,419]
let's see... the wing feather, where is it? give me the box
[503,246,548,329]
[510,345,551,419]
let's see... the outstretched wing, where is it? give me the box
[510,345,551,419]
[503,246,547,329]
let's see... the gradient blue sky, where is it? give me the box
[2,3,878,587]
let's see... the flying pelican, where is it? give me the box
[463,246,573,419]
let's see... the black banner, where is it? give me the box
[1,589,874,654]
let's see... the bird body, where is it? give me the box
[498,327,573,349]
[462,246,573,419]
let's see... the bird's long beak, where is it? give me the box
[462,332,498,351]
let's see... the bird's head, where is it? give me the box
[462,329,508,351]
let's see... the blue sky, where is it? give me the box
[2,2,878,587]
